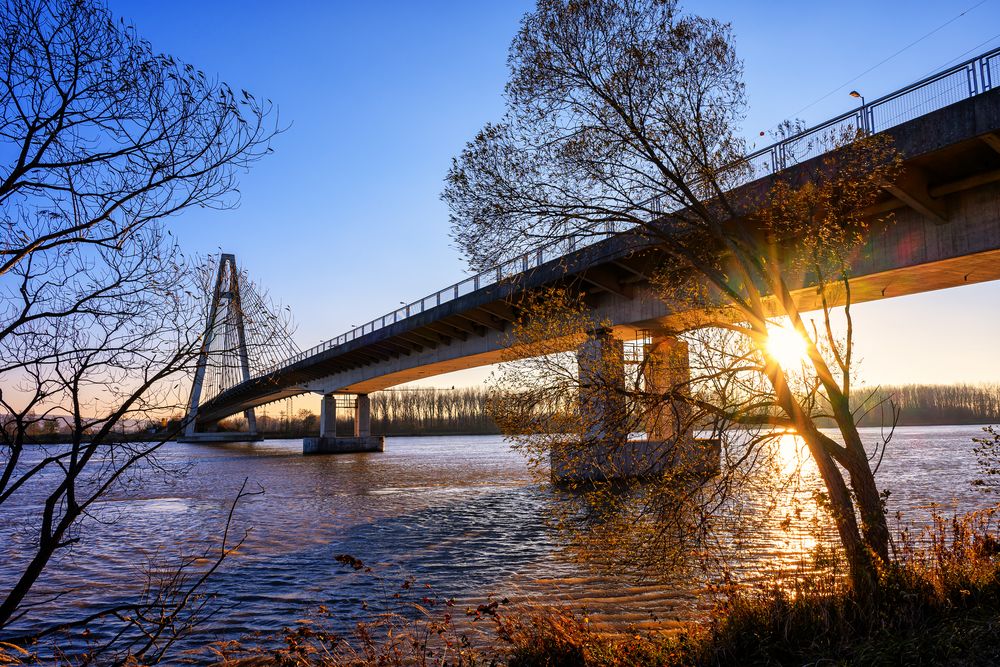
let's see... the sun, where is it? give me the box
[765,326,809,368]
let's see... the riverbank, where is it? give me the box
[15,420,999,446]
[501,531,1000,666]
[494,582,1000,666]
[216,383,1000,440]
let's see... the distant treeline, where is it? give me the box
[158,383,1000,441]
[370,387,498,436]
[364,384,1000,434]
[364,383,1000,435]
[216,388,498,437]
[852,384,1000,427]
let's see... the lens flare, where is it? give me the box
[765,326,809,369]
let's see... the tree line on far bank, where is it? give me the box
[16,383,1000,441]
[215,383,1000,438]
[370,387,498,435]
[216,387,499,437]
[852,384,1000,427]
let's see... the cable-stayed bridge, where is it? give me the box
[179,253,300,442]
[183,47,1000,457]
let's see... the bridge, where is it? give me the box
[183,47,1000,462]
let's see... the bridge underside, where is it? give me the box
[344,247,1000,390]
[197,89,1000,424]
[310,246,1000,395]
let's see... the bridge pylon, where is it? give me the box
[179,253,263,443]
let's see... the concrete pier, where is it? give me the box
[354,394,371,437]
[642,337,690,443]
[643,336,720,476]
[553,330,661,482]
[304,393,384,455]
[319,393,337,438]
[552,332,720,483]
[578,329,628,449]
[303,435,385,454]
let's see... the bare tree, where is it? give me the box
[0,234,290,656]
[0,0,281,657]
[444,0,901,598]
[1,229,198,625]
[0,0,276,277]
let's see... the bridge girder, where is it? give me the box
[422,320,469,342]
[455,309,506,332]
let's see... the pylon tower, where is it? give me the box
[182,253,260,441]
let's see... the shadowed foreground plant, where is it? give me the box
[682,506,1000,666]
[0,641,31,665]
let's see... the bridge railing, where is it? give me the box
[258,46,1000,379]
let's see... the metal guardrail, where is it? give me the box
[259,46,1000,378]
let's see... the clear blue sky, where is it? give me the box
[109,0,1000,392]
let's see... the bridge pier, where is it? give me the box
[355,394,371,438]
[319,393,337,438]
[579,329,628,449]
[304,393,384,455]
[643,336,720,477]
[552,331,718,483]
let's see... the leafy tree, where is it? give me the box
[445,0,901,597]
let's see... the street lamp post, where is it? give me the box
[850,90,869,133]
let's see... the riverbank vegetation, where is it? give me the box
[370,388,498,436]
[19,380,1000,444]
[219,388,498,437]
[855,384,1000,427]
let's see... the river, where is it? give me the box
[0,425,995,659]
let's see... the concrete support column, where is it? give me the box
[320,393,337,438]
[244,408,258,436]
[305,392,384,455]
[644,335,719,475]
[354,394,371,438]
[642,336,691,442]
[578,329,627,447]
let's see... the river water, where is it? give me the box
[1,425,996,659]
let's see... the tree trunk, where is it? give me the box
[0,532,63,628]
[768,364,880,598]
[828,394,891,564]
[841,443,890,563]
[797,425,879,599]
